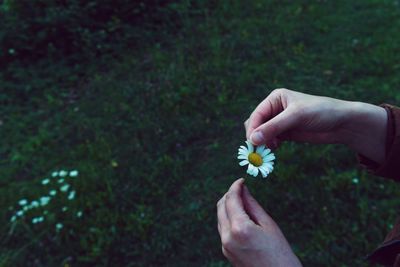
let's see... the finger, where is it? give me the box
[246,89,285,140]
[280,130,337,144]
[242,185,275,228]
[244,119,249,133]
[250,106,301,146]
[221,246,239,264]
[225,178,249,225]
[217,195,230,239]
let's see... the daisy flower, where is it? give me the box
[237,140,275,178]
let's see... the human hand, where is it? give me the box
[217,178,302,267]
[245,89,387,164]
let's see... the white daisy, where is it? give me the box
[60,184,70,192]
[69,170,79,177]
[67,190,76,200]
[237,140,275,178]
[56,223,63,231]
[18,199,28,206]
[39,196,51,206]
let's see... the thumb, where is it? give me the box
[242,185,275,228]
[250,106,301,146]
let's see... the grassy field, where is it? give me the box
[2,0,400,266]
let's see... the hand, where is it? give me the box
[217,178,302,267]
[245,88,388,164]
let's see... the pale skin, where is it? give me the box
[217,89,388,266]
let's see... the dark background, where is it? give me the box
[1,0,400,266]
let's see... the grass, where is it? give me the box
[2,0,400,266]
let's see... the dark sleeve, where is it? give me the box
[358,104,400,266]
[358,104,400,181]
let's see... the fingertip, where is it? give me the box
[228,178,245,194]
[235,178,245,187]
[250,131,265,145]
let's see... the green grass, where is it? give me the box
[2,0,400,266]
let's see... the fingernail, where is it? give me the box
[251,131,264,144]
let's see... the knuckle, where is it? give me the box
[272,88,288,95]
[221,235,233,250]
[230,222,251,242]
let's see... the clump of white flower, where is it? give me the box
[9,168,84,233]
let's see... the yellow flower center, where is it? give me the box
[248,152,263,167]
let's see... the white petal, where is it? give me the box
[238,154,248,160]
[259,166,268,177]
[253,167,259,177]
[256,145,265,154]
[245,140,254,153]
[261,149,271,157]
[239,160,249,166]
[246,164,253,175]
[262,163,274,172]
[239,145,247,151]
[238,148,248,155]
[247,164,256,177]
[263,154,275,162]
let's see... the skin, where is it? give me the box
[217,178,302,267]
[217,89,388,266]
[245,88,388,164]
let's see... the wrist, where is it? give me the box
[338,101,388,164]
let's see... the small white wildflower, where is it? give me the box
[76,211,83,218]
[237,140,275,178]
[352,178,359,184]
[41,178,50,185]
[23,206,30,212]
[51,171,59,177]
[10,215,17,222]
[62,206,68,212]
[69,170,79,177]
[8,48,15,54]
[49,190,57,196]
[56,223,63,231]
[32,217,44,224]
[59,170,68,177]
[68,190,76,200]
[39,196,51,206]
[18,199,28,206]
[16,210,24,217]
[30,200,39,208]
[58,178,65,184]
[60,184,70,192]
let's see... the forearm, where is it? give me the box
[338,101,388,164]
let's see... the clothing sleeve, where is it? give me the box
[358,104,400,266]
[358,104,400,181]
